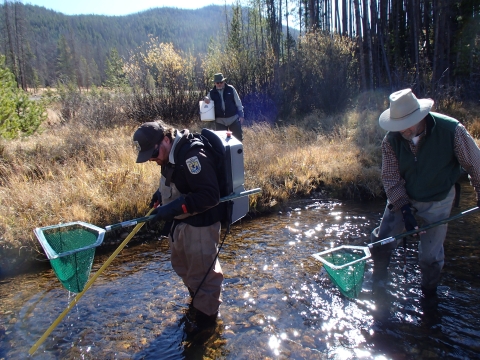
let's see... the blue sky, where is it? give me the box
[24,0,232,16]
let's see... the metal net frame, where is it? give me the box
[312,245,371,298]
[34,222,105,293]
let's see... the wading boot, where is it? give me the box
[195,310,218,328]
[421,285,437,298]
[183,308,218,338]
[371,262,389,296]
[420,286,439,327]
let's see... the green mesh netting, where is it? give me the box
[321,248,366,299]
[35,223,104,293]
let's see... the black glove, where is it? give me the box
[401,204,418,232]
[150,196,188,224]
[477,197,480,208]
[149,189,162,208]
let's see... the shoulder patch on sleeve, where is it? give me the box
[185,156,201,174]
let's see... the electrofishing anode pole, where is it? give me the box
[311,206,479,298]
[29,188,261,355]
[364,206,480,257]
[104,188,262,231]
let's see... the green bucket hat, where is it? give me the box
[213,73,227,83]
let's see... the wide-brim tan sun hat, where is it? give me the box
[379,88,434,131]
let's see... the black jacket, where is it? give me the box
[164,131,224,226]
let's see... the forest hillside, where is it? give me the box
[0,3,234,86]
[1,1,479,127]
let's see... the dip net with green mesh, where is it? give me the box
[34,222,105,293]
[312,245,371,298]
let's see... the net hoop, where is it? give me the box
[34,221,105,259]
[312,245,371,270]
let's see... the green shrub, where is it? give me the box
[0,56,46,139]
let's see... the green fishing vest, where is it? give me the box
[386,112,462,202]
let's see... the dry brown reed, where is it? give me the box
[2,90,479,274]
[0,116,385,259]
[243,122,384,211]
[0,123,160,254]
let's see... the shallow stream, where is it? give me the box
[1,186,480,359]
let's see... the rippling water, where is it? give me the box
[1,187,480,359]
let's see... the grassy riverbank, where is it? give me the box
[1,92,479,275]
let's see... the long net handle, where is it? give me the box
[368,206,479,249]
[105,188,262,231]
[28,208,154,356]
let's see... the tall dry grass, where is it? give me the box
[243,123,384,210]
[0,116,384,257]
[2,94,479,271]
[0,123,157,252]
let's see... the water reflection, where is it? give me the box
[1,191,480,359]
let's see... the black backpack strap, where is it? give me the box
[201,129,232,227]
[200,128,226,160]
[173,133,204,166]
[172,130,232,227]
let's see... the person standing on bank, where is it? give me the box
[203,73,245,141]
[133,121,224,329]
[370,88,480,298]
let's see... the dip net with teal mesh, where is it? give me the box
[312,245,371,298]
[34,222,105,293]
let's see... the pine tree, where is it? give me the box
[89,59,101,87]
[104,48,128,89]
[0,56,46,139]
[56,35,76,85]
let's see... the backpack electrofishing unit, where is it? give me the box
[178,128,249,226]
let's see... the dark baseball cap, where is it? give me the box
[133,122,165,163]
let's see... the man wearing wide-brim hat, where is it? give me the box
[370,88,480,298]
[203,73,245,141]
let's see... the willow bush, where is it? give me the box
[124,39,199,125]
[293,32,358,117]
[44,85,130,129]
